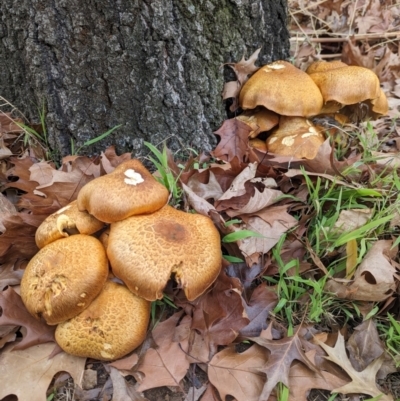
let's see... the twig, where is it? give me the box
[290,31,400,42]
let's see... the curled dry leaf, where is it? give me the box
[316,332,393,401]
[325,240,397,301]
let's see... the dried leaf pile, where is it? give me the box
[1,1,400,400]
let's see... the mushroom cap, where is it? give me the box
[77,159,169,223]
[35,200,105,249]
[55,281,150,361]
[305,60,348,74]
[308,65,381,106]
[239,60,323,117]
[266,116,325,159]
[236,108,279,138]
[21,235,109,325]
[249,138,268,152]
[107,205,222,301]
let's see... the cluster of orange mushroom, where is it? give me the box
[236,60,388,159]
[20,159,222,360]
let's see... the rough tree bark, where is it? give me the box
[0,0,290,158]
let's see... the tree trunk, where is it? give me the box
[0,0,290,159]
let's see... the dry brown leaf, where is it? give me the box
[0,287,55,349]
[288,358,349,401]
[346,238,358,279]
[316,332,393,401]
[236,211,298,262]
[0,342,85,401]
[224,48,261,85]
[346,319,385,372]
[181,182,218,217]
[109,366,149,401]
[333,209,374,235]
[191,270,249,360]
[211,119,252,163]
[326,240,397,301]
[251,329,319,401]
[208,344,268,401]
[134,312,190,392]
[187,171,224,201]
[239,283,278,338]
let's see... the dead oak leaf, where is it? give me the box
[251,329,319,401]
[211,119,252,163]
[316,332,393,401]
[208,344,268,401]
[0,287,55,349]
[0,342,85,401]
[191,270,249,360]
[288,359,349,401]
[224,48,261,85]
[133,311,190,392]
[239,283,278,338]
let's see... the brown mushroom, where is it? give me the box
[55,281,150,360]
[21,234,109,325]
[77,159,169,223]
[266,116,325,159]
[307,62,381,119]
[35,200,105,249]
[239,60,323,117]
[249,138,268,152]
[236,108,279,138]
[107,205,222,301]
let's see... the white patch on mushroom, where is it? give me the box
[55,204,72,214]
[301,131,319,138]
[282,135,297,146]
[124,169,145,186]
[103,343,112,350]
[268,63,286,70]
[268,137,278,144]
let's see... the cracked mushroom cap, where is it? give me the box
[55,281,150,361]
[21,234,109,325]
[107,205,222,301]
[35,200,105,249]
[77,159,169,223]
[239,60,323,117]
[266,116,325,159]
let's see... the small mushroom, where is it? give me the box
[55,281,150,361]
[107,205,222,301]
[249,138,268,152]
[239,60,323,117]
[77,159,169,223]
[21,234,109,325]
[266,116,325,159]
[35,200,105,249]
[236,108,279,138]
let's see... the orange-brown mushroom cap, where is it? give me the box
[266,116,325,159]
[239,60,323,117]
[107,205,222,301]
[308,65,381,107]
[20,235,109,325]
[35,200,105,249]
[77,159,169,223]
[236,108,279,138]
[55,281,150,361]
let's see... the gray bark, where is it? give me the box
[0,0,290,159]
